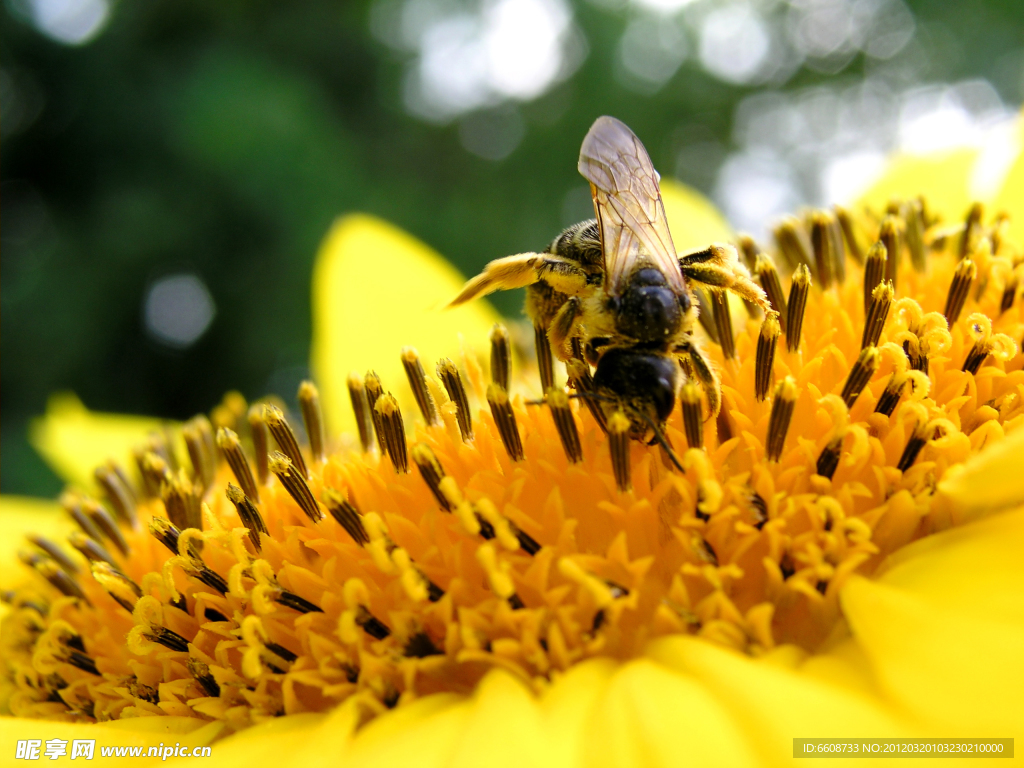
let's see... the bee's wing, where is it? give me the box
[577,116,684,297]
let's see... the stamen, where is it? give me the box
[226,483,269,552]
[840,346,880,409]
[357,607,391,640]
[567,350,608,433]
[546,388,582,463]
[716,405,733,444]
[83,498,129,556]
[146,626,190,653]
[962,341,989,375]
[27,534,79,574]
[811,210,843,288]
[786,264,810,353]
[263,405,309,480]
[323,487,369,545]
[904,199,926,271]
[21,553,87,603]
[298,381,326,463]
[410,443,450,510]
[737,234,758,270]
[879,215,900,292]
[816,437,843,480]
[161,471,202,531]
[248,405,271,486]
[269,452,324,522]
[863,241,887,315]
[944,258,976,326]
[766,377,797,462]
[709,290,735,360]
[490,324,512,391]
[608,410,631,492]
[535,324,555,391]
[275,591,323,614]
[183,417,216,491]
[487,384,524,461]
[774,216,813,270]
[897,424,929,472]
[755,311,780,402]
[67,532,116,568]
[139,452,172,501]
[63,494,105,544]
[93,464,137,527]
[401,348,439,426]
[959,202,983,259]
[404,630,443,657]
[680,384,703,450]
[436,358,473,441]
[754,254,788,334]
[91,561,141,612]
[874,375,904,417]
[188,659,221,698]
[1000,275,1018,313]
[347,373,376,453]
[364,372,387,455]
[217,427,259,502]
[375,394,409,473]
[149,516,181,555]
[862,281,894,349]
[833,204,863,263]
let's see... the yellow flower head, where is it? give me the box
[3,130,1024,765]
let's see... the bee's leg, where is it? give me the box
[676,341,721,419]
[679,244,770,312]
[450,253,588,306]
[548,296,582,355]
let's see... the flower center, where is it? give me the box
[3,200,1020,733]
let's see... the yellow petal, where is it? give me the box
[539,658,616,767]
[935,425,1024,524]
[647,636,912,767]
[841,508,1024,735]
[581,658,760,768]
[858,148,979,223]
[992,112,1024,244]
[310,214,501,433]
[0,496,66,589]
[448,670,546,768]
[29,393,177,489]
[343,693,468,768]
[183,712,327,768]
[661,179,733,254]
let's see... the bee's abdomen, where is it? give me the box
[550,219,602,266]
[593,348,677,424]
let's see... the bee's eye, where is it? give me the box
[678,291,691,314]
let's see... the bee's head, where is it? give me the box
[614,268,686,344]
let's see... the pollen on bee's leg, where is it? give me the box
[785,264,811,353]
[269,451,324,522]
[348,373,376,453]
[841,346,880,409]
[754,254,788,333]
[680,383,703,450]
[811,210,844,288]
[375,394,409,473]
[226,482,269,552]
[401,348,439,426]
[879,215,901,292]
[93,463,137,528]
[709,290,735,360]
[546,388,582,463]
[766,376,797,462]
[323,487,369,545]
[833,204,864,264]
[243,422,272,502]
[183,416,217,492]
[944,258,976,326]
[863,241,887,315]
[534,324,555,391]
[755,311,780,402]
[161,471,203,531]
[487,384,524,461]
[490,324,512,391]
[437,358,473,441]
[263,405,310,480]
[862,281,894,349]
[298,380,327,463]
[364,372,387,455]
[412,443,452,510]
[897,423,930,472]
[217,427,259,502]
[608,410,632,492]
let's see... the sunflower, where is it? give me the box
[2,119,1024,768]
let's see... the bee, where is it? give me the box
[452,116,767,453]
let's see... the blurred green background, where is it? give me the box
[3,0,1023,496]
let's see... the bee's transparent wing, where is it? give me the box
[577,116,684,297]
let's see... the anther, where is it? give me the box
[897,424,930,472]
[490,323,512,391]
[248,405,270,486]
[67,531,116,568]
[364,372,387,455]
[737,234,759,270]
[811,210,843,288]
[754,254,788,334]
[840,346,880,409]
[161,471,203,531]
[22,553,88,603]
[226,483,269,552]
[879,215,900,292]
[188,659,221,698]
[375,394,409,473]
[608,410,632,492]
[774,216,813,270]
[863,241,887,315]
[437,358,473,441]
[1000,275,1018,314]
[816,437,843,480]
[862,281,894,349]
[139,452,171,500]
[874,375,904,417]
[183,416,216,491]
[904,199,926,271]
[27,534,79,574]
[710,290,735,360]
[786,264,811,353]
[755,311,780,402]
[716,406,733,444]
[357,607,391,640]
[217,427,259,502]
[269,452,324,522]
[680,384,703,450]
[298,380,327,463]
[147,626,191,653]
[83,498,129,556]
[93,464,137,527]
[401,348,439,426]
[944,258,976,326]
[275,591,323,614]
[766,377,797,462]
[546,388,582,463]
[63,497,105,549]
[149,516,181,555]
[959,202,983,259]
[411,444,451,510]
[487,384,524,462]
[962,341,989,375]
[404,631,443,658]
[833,204,863,263]
[263,405,309,480]
[91,561,141,612]
[567,354,608,433]
[535,324,555,391]
[347,373,376,453]
[323,487,369,545]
